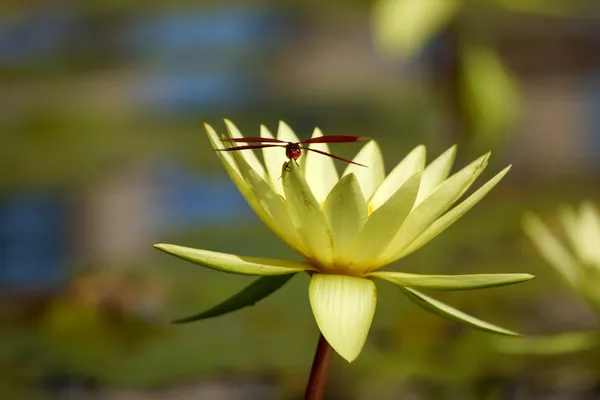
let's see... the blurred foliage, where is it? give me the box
[371,0,599,151]
[372,0,461,59]
[494,203,600,363]
[461,44,520,151]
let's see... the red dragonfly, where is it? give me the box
[216,135,370,167]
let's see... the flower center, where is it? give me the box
[368,202,374,216]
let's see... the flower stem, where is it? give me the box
[304,333,333,400]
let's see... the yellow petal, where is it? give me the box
[228,148,307,255]
[283,162,334,268]
[303,128,340,203]
[398,165,511,259]
[205,123,280,239]
[379,153,490,266]
[223,119,267,181]
[370,145,425,211]
[309,274,376,362]
[350,172,422,270]
[205,122,241,175]
[415,145,457,204]
[260,124,285,195]
[154,244,313,275]
[342,141,385,200]
[323,174,368,266]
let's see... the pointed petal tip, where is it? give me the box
[445,144,458,157]
[223,119,236,131]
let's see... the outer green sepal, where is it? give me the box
[400,287,521,336]
[172,274,296,324]
[371,271,534,290]
[154,244,314,275]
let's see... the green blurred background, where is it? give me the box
[1,1,600,399]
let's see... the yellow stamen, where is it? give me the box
[368,202,374,216]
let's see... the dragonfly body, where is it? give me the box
[285,143,302,162]
[217,135,370,167]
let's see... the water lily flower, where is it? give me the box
[155,120,534,362]
[524,202,600,312]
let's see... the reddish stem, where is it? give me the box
[304,333,334,400]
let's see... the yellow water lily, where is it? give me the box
[524,202,600,311]
[155,120,533,362]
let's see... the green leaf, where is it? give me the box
[372,0,462,59]
[172,274,296,324]
[372,271,534,290]
[462,45,520,150]
[401,287,521,336]
[154,244,313,276]
[494,331,600,355]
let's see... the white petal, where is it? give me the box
[323,174,368,266]
[523,213,580,287]
[309,274,376,362]
[260,124,285,196]
[398,165,511,259]
[415,145,457,204]
[303,128,340,203]
[228,145,308,255]
[342,141,385,200]
[350,172,422,271]
[283,162,334,268]
[378,153,490,266]
[224,119,267,181]
[370,145,426,211]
